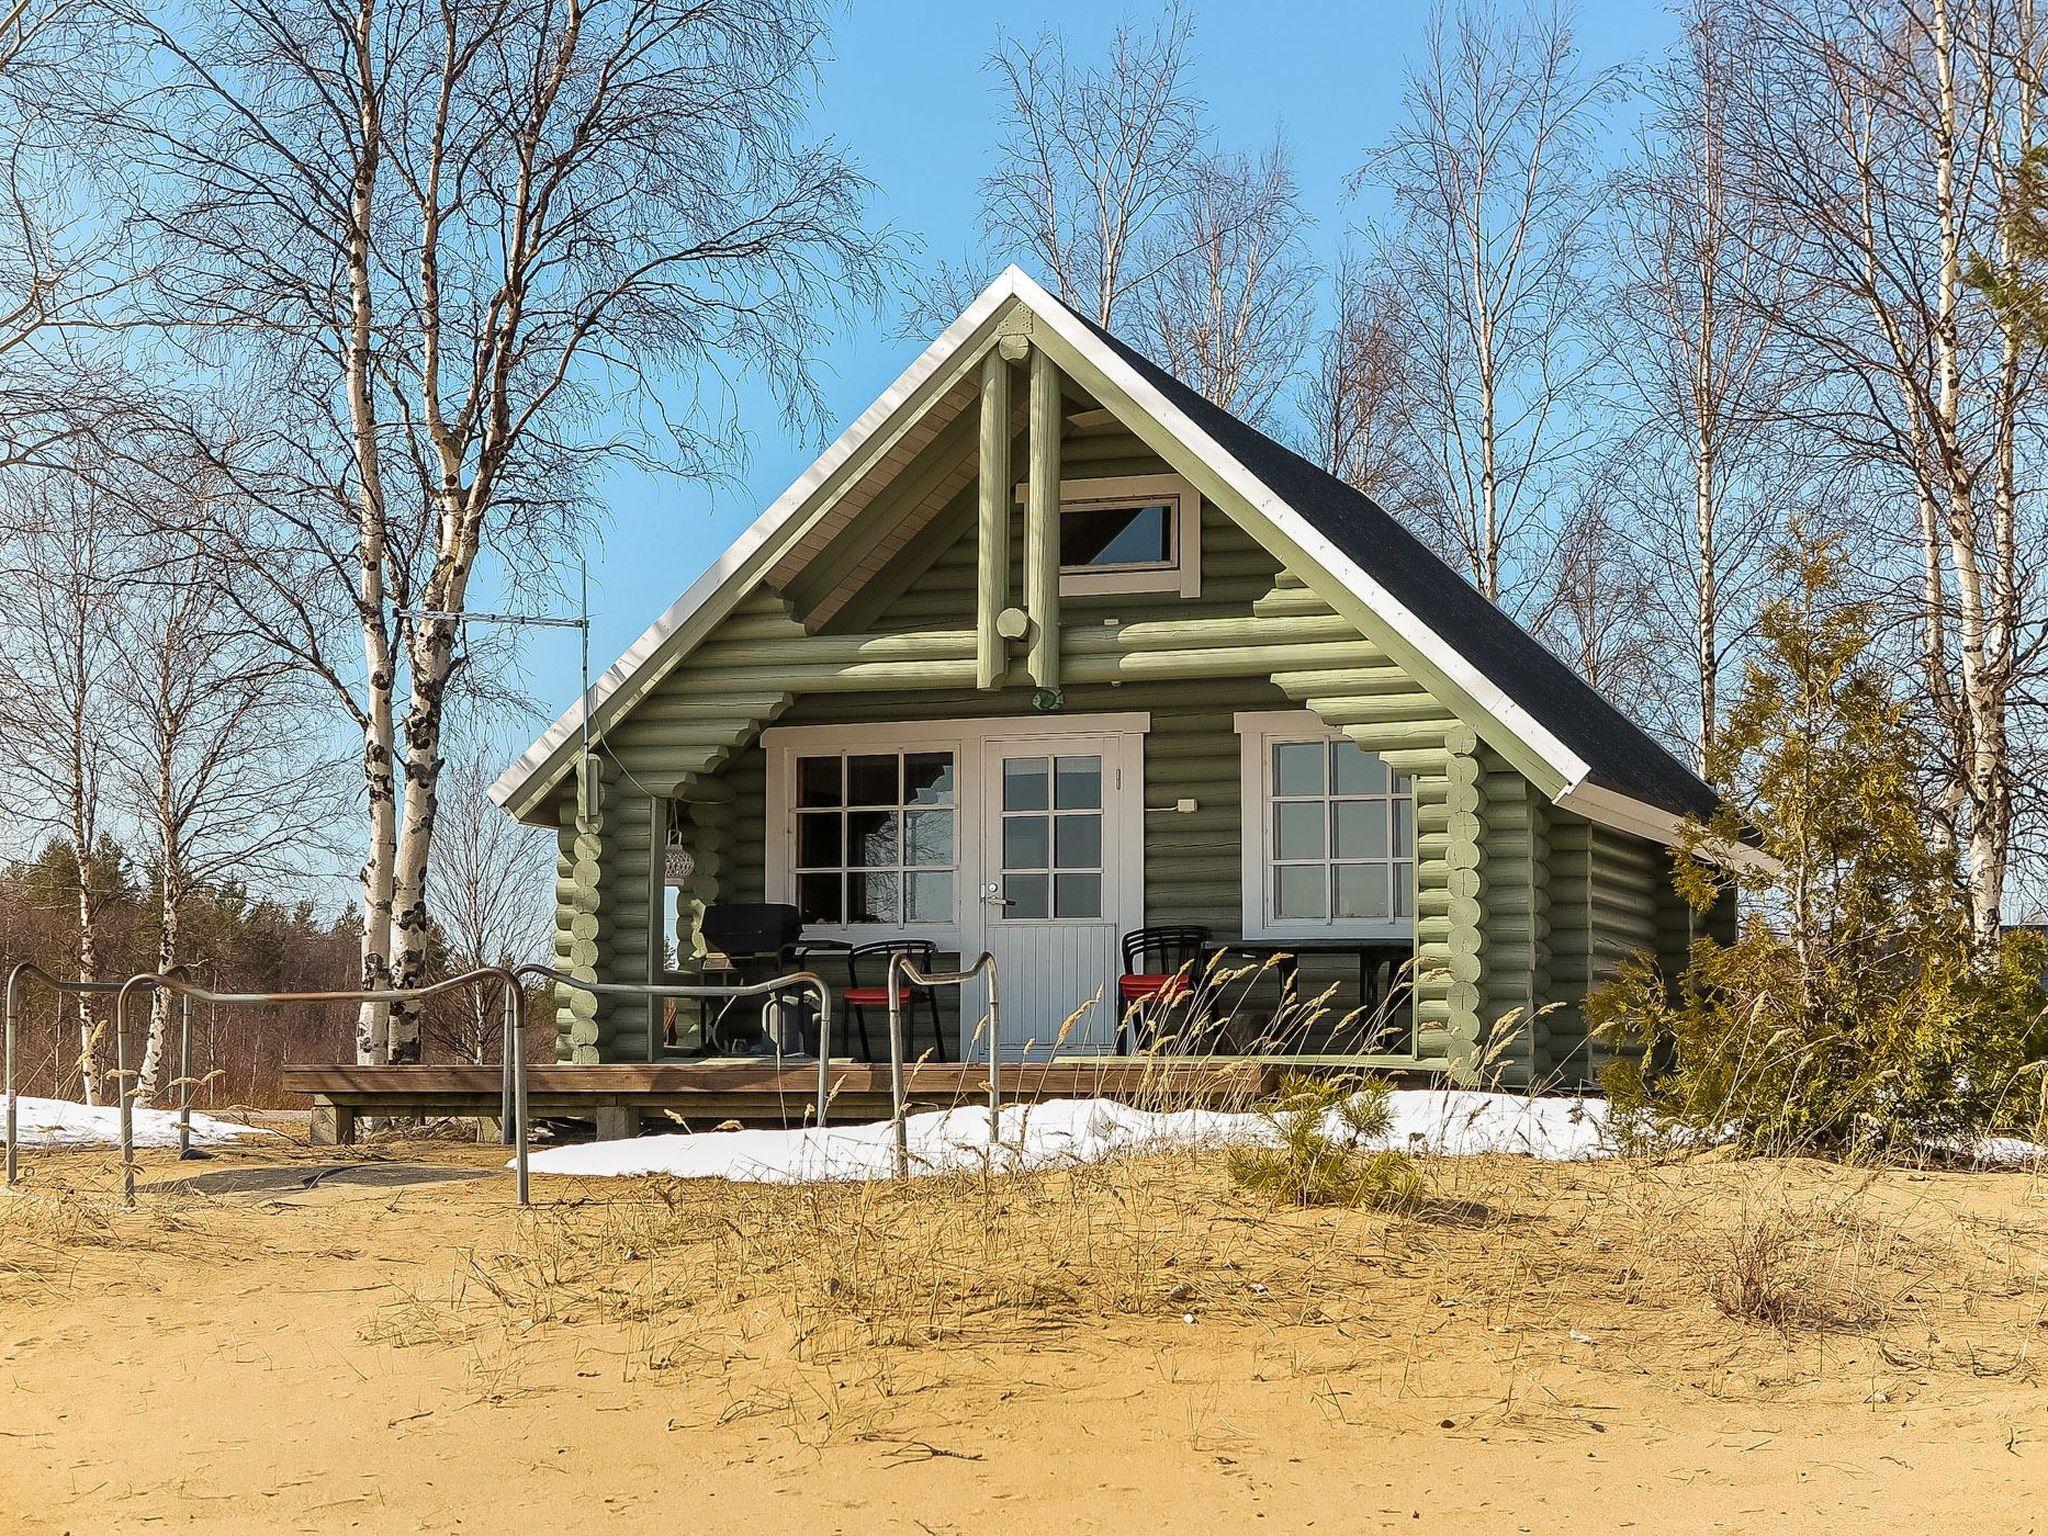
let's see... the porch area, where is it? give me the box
[282,1057,1364,1143]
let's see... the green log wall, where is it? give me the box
[543,387,1690,1083]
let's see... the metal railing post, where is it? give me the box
[887,953,1002,1159]
[178,991,193,1159]
[885,952,909,1180]
[983,956,1002,1129]
[508,982,529,1205]
[114,977,145,1207]
[4,965,20,1188]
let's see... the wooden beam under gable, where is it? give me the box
[976,347,1013,689]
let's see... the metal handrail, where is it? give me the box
[3,963,135,1188]
[107,967,530,1208]
[516,965,836,1129]
[885,951,1002,1179]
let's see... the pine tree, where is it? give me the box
[1594,540,2048,1156]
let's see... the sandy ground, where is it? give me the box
[3,1134,2047,1535]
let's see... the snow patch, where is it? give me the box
[3,1095,272,1149]
[523,1089,1616,1184]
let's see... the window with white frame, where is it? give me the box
[1018,473,1202,597]
[1235,713,1415,938]
[791,749,956,926]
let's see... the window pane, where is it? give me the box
[1273,864,1328,920]
[1060,503,1171,568]
[1336,863,1391,920]
[1054,872,1102,918]
[1392,862,1414,919]
[1054,755,1102,809]
[1003,757,1048,811]
[848,871,901,924]
[1392,798,1414,858]
[1002,814,1049,870]
[797,872,842,925]
[847,810,898,867]
[1272,741,1324,797]
[906,870,953,923]
[797,756,842,808]
[1004,872,1048,920]
[904,752,954,805]
[1274,801,1325,861]
[904,809,953,867]
[796,812,842,869]
[1333,799,1388,859]
[1054,812,1101,869]
[1330,740,1388,795]
[847,754,899,806]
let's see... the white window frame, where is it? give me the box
[1015,472,1202,598]
[763,712,1150,951]
[1233,710,1416,942]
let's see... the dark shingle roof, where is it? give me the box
[1068,306,1718,823]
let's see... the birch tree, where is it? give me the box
[1140,142,1316,425]
[0,463,121,1101]
[119,0,889,1061]
[422,744,550,1063]
[1356,0,1621,611]
[0,1,146,469]
[1720,0,2048,947]
[981,4,1206,329]
[1299,249,1436,518]
[1601,0,1799,768]
[109,524,335,1102]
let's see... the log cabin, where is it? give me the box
[485,267,1731,1108]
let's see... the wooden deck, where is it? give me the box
[279,1058,1310,1144]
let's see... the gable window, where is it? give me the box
[1235,712,1415,940]
[1020,473,1202,598]
[792,749,956,926]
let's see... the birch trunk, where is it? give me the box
[341,0,399,1062]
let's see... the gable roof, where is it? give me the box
[1060,302,1718,826]
[493,268,1716,846]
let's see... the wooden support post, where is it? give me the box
[976,348,1013,690]
[309,1099,355,1147]
[592,1104,639,1141]
[1025,348,1061,690]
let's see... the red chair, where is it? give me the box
[1117,925,1210,1053]
[843,939,948,1062]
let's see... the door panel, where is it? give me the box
[977,734,1133,1059]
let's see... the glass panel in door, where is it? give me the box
[997,755,1102,921]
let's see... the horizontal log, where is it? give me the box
[1064,613,1369,653]
[1068,640,1383,683]
[1301,695,1456,728]
[694,629,977,668]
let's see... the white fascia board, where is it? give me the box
[489,271,1033,815]
[1552,778,1778,874]
[1002,269,1593,798]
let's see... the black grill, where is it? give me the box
[698,902,804,961]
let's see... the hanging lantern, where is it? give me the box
[664,842,695,886]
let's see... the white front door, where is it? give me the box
[975,731,1140,1059]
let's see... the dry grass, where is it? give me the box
[356,1137,2048,1417]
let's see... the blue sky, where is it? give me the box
[499,0,1683,740]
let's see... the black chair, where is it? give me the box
[843,939,948,1063]
[1117,924,1210,1053]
